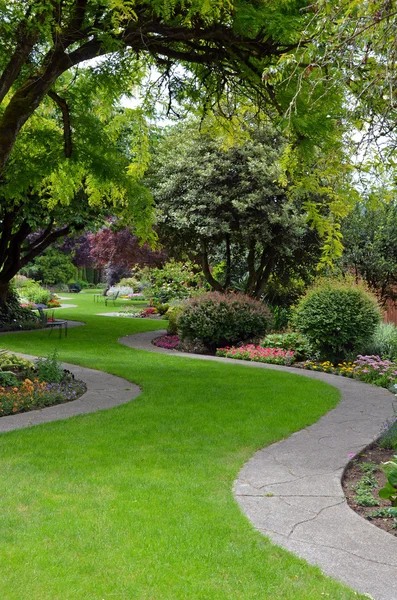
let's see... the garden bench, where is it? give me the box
[36,306,68,338]
[104,290,120,306]
[93,289,108,303]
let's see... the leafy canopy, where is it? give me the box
[147,121,322,300]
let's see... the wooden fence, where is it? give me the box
[384,300,397,325]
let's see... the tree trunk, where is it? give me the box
[200,241,224,292]
[224,234,232,289]
[245,239,258,296]
[0,281,9,310]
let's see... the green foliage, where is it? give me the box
[359,462,378,476]
[0,350,34,373]
[166,304,184,334]
[268,306,292,331]
[22,248,77,286]
[365,322,397,360]
[140,260,203,303]
[367,507,397,527]
[261,332,314,361]
[17,279,52,305]
[379,408,397,450]
[0,287,38,331]
[379,457,397,506]
[353,472,379,507]
[119,277,142,292]
[178,292,272,349]
[35,350,64,384]
[292,279,381,363]
[148,123,322,298]
[0,371,20,387]
[341,199,397,304]
[74,280,89,290]
[152,301,170,316]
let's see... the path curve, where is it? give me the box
[120,329,397,600]
[0,352,140,433]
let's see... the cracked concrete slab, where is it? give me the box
[120,329,397,600]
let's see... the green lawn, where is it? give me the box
[0,291,366,599]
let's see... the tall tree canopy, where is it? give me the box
[147,123,322,300]
[0,0,310,174]
[0,0,317,308]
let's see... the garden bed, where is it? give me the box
[0,352,87,416]
[343,444,397,537]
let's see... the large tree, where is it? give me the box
[0,0,315,308]
[147,123,322,299]
[0,69,154,307]
[88,227,166,286]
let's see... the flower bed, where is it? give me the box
[302,355,397,389]
[216,345,295,366]
[0,375,86,416]
[0,351,87,417]
[152,335,180,349]
[117,306,161,319]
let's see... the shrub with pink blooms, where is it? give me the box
[216,345,294,365]
[178,292,272,349]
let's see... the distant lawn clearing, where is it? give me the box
[0,291,367,599]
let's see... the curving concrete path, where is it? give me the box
[120,329,397,600]
[0,352,140,433]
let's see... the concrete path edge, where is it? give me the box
[119,329,397,600]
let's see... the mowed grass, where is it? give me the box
[0,292,366,599]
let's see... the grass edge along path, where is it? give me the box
[0,292,368,599]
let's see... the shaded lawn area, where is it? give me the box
[0,292,366,599]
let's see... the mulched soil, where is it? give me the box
[343,445,397,537]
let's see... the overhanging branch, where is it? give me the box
[48,90,73,158]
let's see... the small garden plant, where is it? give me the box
[261,332,314,361]
[379,455,397,506]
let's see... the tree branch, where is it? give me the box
[48,90,72,157]
[20,222,86,270]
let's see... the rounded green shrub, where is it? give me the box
[292,280,381,362]
[178,292,272,349]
